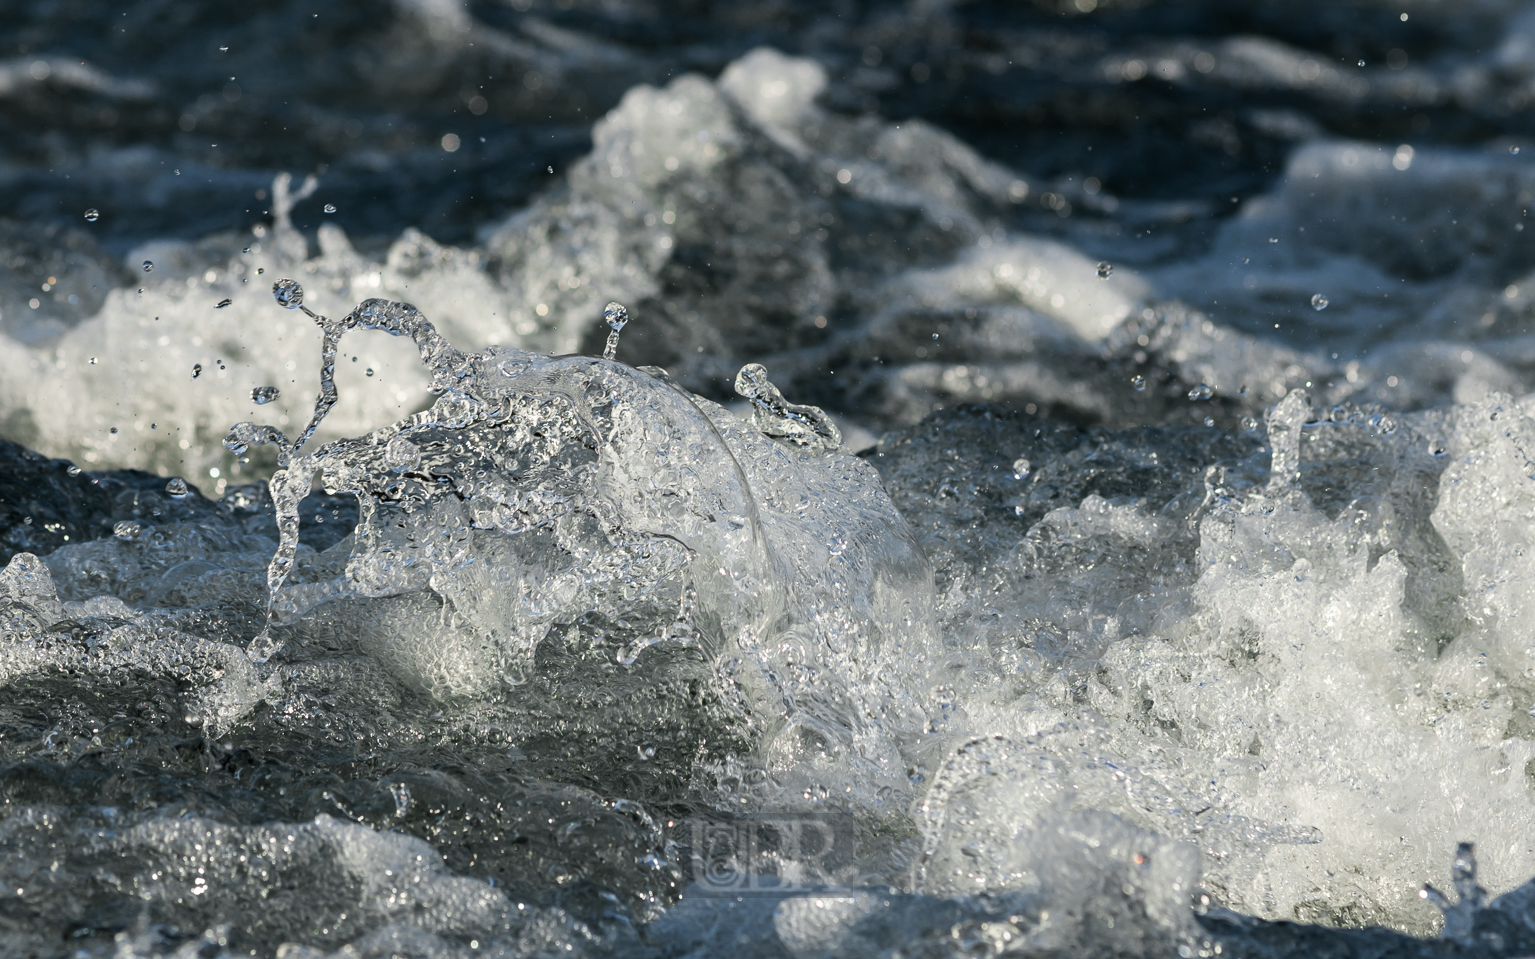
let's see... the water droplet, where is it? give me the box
[1130,375,1146,391]
[216,298,232,309]
[109,427,117,434]
[1311,293,1329,311]
[1432,446,1447,458]
[365,367,375,377]
[142,260,153,272]
[1240,416,1258,431]
[1096,261,1113,279]
[113,520,141,540]
[498,359,528,378]
[89,357,97,365]
[192,363,202,379]
[1268,237,1278,244]
[602,301,630,361]
[1012,457,1031,478]
[219,45,229,52]
[1204,416,1215,427]
[272,278,304,309]
[1357,59,1366,67]
[166,478,189,498]
[323,203,337,213]
[1188,384,1214,401]
[604,301,630,332]
[1512,146,1521,155]
[251,385,280,405]
[83,208,99,222]
[66,465,81,476]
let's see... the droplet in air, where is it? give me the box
[1513,146,1522,155]
[1131,375,1146,391]
[1311,293,1329,311]
[1188,383,1214,401]
[113,520,141,540]
[219,45,229,52]
[216,298,232,309]
[1268,237,1278,244]
[83,208,99,222]
[109,427,117,434]
[1012,457,1031,478]
[1204,416,1215,427]
[602,301,630,361]
[365,367,375,377]
[166,478,189,498]
[89,357,97,365]
[66,465,81,476]
[251,385,280,404]
[323,203,336,213]
[192,363,202,379]
[1096,261,1113,279]
[142,260,153,272]
[1240,416,1259,431]
[272,278,304,309]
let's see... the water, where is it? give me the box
[8,2,1535,956]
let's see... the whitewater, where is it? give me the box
[10,6,1535,956]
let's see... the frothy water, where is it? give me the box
[8,16,1535,957]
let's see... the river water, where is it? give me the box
[7,2,1535,956]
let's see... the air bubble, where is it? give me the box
[142,261,153,272]
[1311,293,1329,311]
[272,278,304,309]
[1204,416,1215,427]
[1188,384,1213,401]
[83,209,99,222]
[113,520,141,540]
[324,204,337,213]
[166,478,189,498]
[252,386,280,405]
[1240,416,1258,431]
[1096,261,1113,279]
[1012,458,1031,479]
[1131,375,1146,391]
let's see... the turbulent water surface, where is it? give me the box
[11,2,1535,956]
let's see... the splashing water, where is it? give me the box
[601,300,628,361]
[223,287,933,799]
